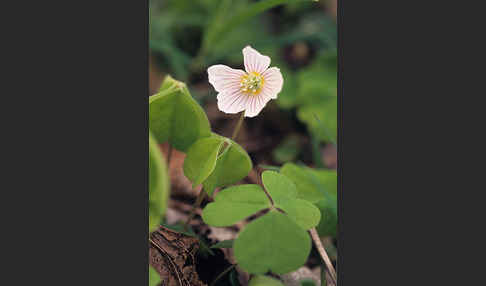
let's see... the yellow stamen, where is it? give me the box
[240,72,264,95]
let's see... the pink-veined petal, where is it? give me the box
[243,46,270,74]
[261,67,283,99]
[217,89,248,114]
[207,64,246,93]
[244,94,272,118]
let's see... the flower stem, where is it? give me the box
[231,112,245,141]
[309,227,337,285]
[184,189,207,231]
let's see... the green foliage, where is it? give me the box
[211,239,234,249]
[200,0,318,62]
[149,265,161,286]
[183,137,225,187]
[297,96,337,144]
[149,131,169,233]
[280,163,322,203]
[300,279,317,286]
[203,171,319,274]
[280,163,338,237]
[184,133,252,195]
[262,171,321,230]
[272,134,301,163]
[248,275,284,286]
[276,52,338,144]
[234,210,311,274]
[149,75,211,151]
[202,184,270,226]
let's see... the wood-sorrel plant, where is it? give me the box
[149,46,336,285]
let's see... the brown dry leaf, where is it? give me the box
[149,226,207,286]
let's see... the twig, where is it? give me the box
[309,228,337,285]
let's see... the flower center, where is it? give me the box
[240,72,264,95]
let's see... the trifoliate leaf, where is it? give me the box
[203,134,252,196]
[278,199,321,230]
[183,137,225,187]
[149,75,211,151]
[261,170,298,204]
[202,184,270,227]
[234,210,311,274]
[149,131,169,233]
[261,171,320,230]
[248,275,284,286]
[280,163,323,203]
[280,164,338,236]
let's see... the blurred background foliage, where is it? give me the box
[149,0,337,145]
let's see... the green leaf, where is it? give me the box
[234,210,311,274]
[207,0,314,48]
[316,195,337,237]
[300,279,317,286]
[211,239,234,249]
[149,265,161,286]
[149,75,211,151]
[183,137,225,187]
[261,170,298,204]
[278,199,321,230]
[202,184,270,227]
[202,134,252,196]
[149,131,170,233]
[262,171,320,230]
[280,164,338,236]
[229,268,241,286]
[280,163,323,203]
[297,94,337,144]
[248,275,284,286]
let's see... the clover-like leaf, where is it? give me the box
[202,184,270,227]
[183,137,225,188]
[234,210,311,275]
[149,75,211,151]
[248,275,284,286]
[280,163,323,203]
[183,133,252,195]
[280,165,338,237]
[149,131,169,233]
[262,171,321,230]
[203,133,252,196]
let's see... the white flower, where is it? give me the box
[207,46,284,117]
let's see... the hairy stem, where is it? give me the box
[309,228,337,285]
[184,189,207,231]
[231,112,245,141]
